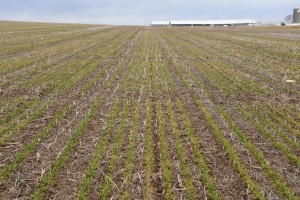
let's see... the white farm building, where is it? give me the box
[150,21,170,26]
[150,19,257,26]
[170,19,257,26]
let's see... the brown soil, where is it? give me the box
[1,23,299,200]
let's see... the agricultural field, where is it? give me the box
[0,21,300,199]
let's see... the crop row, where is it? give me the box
[29,30,143,199]
[159,29,299,199]
[0,29,139,147]
[0,30,142,186]
[1,23,299,199]
[163,29,300,153]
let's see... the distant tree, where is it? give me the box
[285,15,293,22]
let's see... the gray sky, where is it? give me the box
[0,0,299,25]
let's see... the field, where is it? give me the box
[0,21,300,199]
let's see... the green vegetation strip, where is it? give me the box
[145,99,154,199]
[188,96,264,199]
[0,97,22,111]
[1,28,100,55]
[167,29,299,95]
[166,100,198,199]
[163,47,264,199]
[154,42,198,198]
[0,59,91,131]
[156,102,175,199]
[0,32,136,147]
[159,42,219,199]
[176,41,300,148]
[121,60,144,199]
[177,35,298,143]
[0,41,135,186]
[169,34,299,199]
[33,39,138,199]
[250,103,300,153]
[1,31,105,88]
[0,100,39,136]
[217,105,298,200]
[176,100,220,200]
[238,104,300,168]
[75,99,121,200]
[98,100,130,198]
[1,29,132,119]
[168,39,300,199]
[161,57,175,93]
[164,30,291,97]
[0,105,69,183]
[260,104,300,140]
[145,59,152,92]
[29,58,135,198]
[122,101,141,199]
[0,100,34,127]
[0,57,110,133]
[0,104,48,147]
[0,60,111,147]
[29,97,114,200]
[20,30,132,91]
[86,46,137,197]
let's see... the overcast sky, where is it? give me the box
[0,0,299,25]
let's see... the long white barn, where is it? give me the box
[150,21,170,26]
[150,20,257,26]
[170,20,257,26]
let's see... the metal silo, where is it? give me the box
[293,7,300,23]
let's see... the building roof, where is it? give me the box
[170,19,257,25]
[150,21,170,25]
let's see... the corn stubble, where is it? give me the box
[0,22,299,199]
